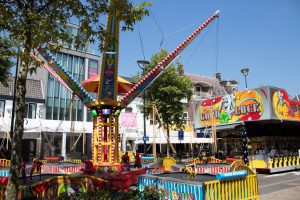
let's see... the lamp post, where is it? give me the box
[241,68,249,89]
[137,60,150,156]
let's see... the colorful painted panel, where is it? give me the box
[30,175,107,200]
[194,88,270,129]
[270,88,300,120]
[98,3,119,103]
[139,175,204,200]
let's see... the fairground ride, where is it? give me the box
[193,86,300,173]
[31,0,220,167]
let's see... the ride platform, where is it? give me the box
[98,168,147,191]
[138,169,260,200]
[0,174,107,199]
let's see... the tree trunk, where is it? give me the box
[6,62,28,200]
[6,32,31,200]
[166,125,170,157]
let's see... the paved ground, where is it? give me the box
[257,171,300,200]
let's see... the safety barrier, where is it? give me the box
[64,159,82,163]
[175,164,231,175]
[267,156,300,169]
[138,174,204,200]
[142,156,155,164]
[231,160,256,175]
[41,163,85,174]
[204,174,259,200]
[0,171,9,177]
[162,157,176,171]
[44,157,60,162]
[190,157,223,164]
[0,159,10,167]
[139,166,260,200]
[146,166,165,174]
[191,165,230,175]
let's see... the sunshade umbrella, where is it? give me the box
[80,75,135,94]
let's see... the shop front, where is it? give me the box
[194,86,300,172]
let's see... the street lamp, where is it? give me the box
[137,60,150,156]
[241,68,249,89]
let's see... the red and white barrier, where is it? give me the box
[174,165,231,175]
[41,163,85,174]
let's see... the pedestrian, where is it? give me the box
[121,152,130,164]
[134,151,142,168]
[29,157,43,181]
[80,155,95,175]
[121,152,131,171]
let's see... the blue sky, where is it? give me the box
[115,0,300,96]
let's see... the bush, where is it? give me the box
[139,186,165,200]
[57,190,113,200]
[57,186,164,200]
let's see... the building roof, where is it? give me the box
[185,73,227,96]
[0,77,44,100]
[120,76,137,84]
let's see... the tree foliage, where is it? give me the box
[0,0,151,73]
[0,0,150,199]
[0,37,14,86]
[139,49,193,133]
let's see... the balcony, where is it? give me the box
[193,91,211,100]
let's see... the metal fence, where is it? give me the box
[204,174,259,200]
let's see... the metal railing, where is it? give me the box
[204,174,259,200]
[190,157,223,164]
[0,159,10,167]
[267,155,300,168]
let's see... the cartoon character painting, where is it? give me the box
[196,89,264,127]
[219,93,236,123]
[272,90,290,119]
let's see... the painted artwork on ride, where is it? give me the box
[138,174,203,200]
[29,175,107,199]
[194,87,269,128]
[194,86,300,129]
[270,88,300,120]
[98,11,119,103]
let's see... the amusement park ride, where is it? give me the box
[31,1,220,167]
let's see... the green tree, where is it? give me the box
[139,49,192,156]
[0,1,150,199]
[0,37,14,86]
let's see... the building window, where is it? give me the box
[88,59,98,78]
[0,100,5,117]
[183,112,188,124]
[195,86,202,96]
[125,107,133,113]
[25,103,36,119]
[46,52,85,121]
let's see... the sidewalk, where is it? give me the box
[260,185,300,200]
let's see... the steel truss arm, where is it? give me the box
[120,10,220,108]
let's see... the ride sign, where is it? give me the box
[216,170,248,180]
[178,130,184,140]
[143,136,149,142]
